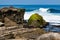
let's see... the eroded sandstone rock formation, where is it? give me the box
[0,7,25,27]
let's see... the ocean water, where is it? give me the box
[0,5,60,32]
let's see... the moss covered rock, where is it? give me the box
[28,13,47,28]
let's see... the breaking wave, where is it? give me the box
[24,8,60,23]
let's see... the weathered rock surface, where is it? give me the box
[14,28,46,40]
[0,28,46,40]
[37,32,60,40]
[0,7,25,27]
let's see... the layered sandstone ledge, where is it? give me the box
[0,28,46,40]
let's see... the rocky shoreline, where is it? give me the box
[0,7,60,40]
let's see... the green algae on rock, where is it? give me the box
[28,13,47,28]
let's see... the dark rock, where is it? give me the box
[0,7,25,27]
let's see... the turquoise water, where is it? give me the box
[0,5,60,11]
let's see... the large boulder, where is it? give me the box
[28,13,47,28]
[37,32,60,40]
[0,7,25,27]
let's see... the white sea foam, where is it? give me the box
[24,8,60,23]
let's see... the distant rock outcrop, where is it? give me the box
[0,7,25,27]
[28,13,47,28]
